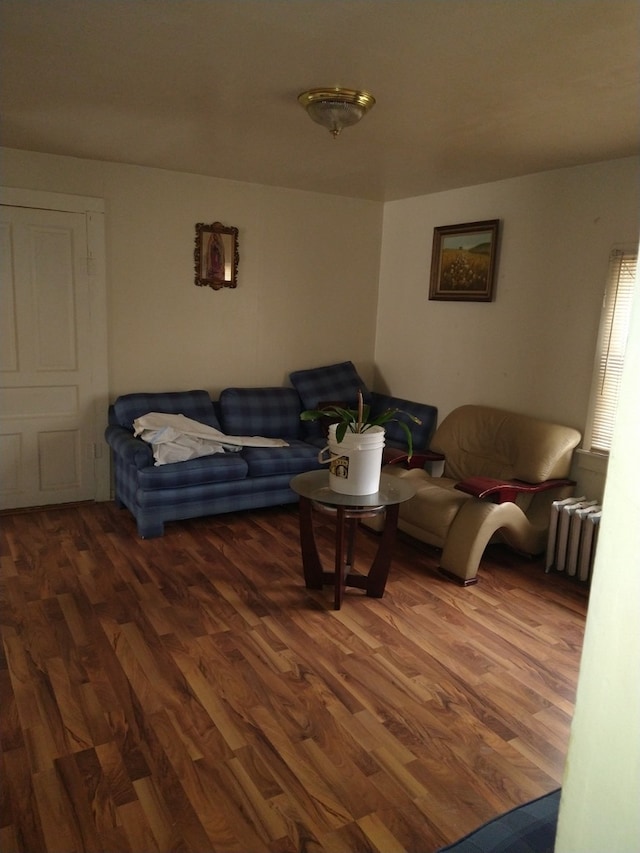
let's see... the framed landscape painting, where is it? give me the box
[429,219,500,302]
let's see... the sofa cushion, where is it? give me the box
[370,391,438,451]
[112,390,220,431]
[136,452,248,490]
[289,361,370,442]
[219,387,302,439]
[240,441,324,478]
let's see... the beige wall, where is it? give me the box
[0,148,383,397]
[374,157,640,431]
[555,252,640,853]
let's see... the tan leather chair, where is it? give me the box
[380,405,582,584]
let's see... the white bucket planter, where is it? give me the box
[318,424,385,495]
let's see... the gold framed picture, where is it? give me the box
[194,222,239,290]
[429,219,500,302]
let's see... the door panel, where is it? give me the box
[0,222,18,372]
[0,205,97,508]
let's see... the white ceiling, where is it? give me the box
[1,0,638,202]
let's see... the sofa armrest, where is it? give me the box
[455,476,576,504]
[370,391,438,452]
[105,424,154,468]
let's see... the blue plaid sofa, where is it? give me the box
[105,361,438,537]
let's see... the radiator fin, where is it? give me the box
[546,497,601,582]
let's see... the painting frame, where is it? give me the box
[429,219,500,302]
[194,221,239,290]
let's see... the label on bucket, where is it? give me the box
[329,454,349,480]
[326,424,385,495]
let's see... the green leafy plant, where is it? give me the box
[300,389,422,459]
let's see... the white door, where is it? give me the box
[0,196,109,509]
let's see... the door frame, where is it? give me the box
[1,186,110,502]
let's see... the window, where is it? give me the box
[585,247,638,453]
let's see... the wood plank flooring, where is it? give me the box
[0,501,588,852]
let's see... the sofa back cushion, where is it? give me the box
[112,390,220,431]
[218,387,302,439]
[370,391,438,451]
[289,361,369,442]
[431,405,581,483]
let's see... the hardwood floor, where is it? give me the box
[0,501,588,852]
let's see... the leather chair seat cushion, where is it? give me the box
[398,472,470,542]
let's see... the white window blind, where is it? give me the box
[586,248,637,453]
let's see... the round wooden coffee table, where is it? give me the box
[290,470,415,610]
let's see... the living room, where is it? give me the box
[2,150,636,502]
[1,1,639,850]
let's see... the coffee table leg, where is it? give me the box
[299,497,399,607]
[334,507,347,610]
[298,496,323,589]
[366,504,400,598]
[345,517,357,572]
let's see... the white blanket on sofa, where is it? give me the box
[133,412,289,466]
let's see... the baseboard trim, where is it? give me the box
[439,567,478,586]
[0,500,95,517]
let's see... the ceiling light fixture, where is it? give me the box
[297,87,376,138]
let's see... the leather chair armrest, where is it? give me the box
[455,476,576,504]
[383,447,445,469]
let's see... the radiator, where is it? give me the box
[545,497,602,582]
